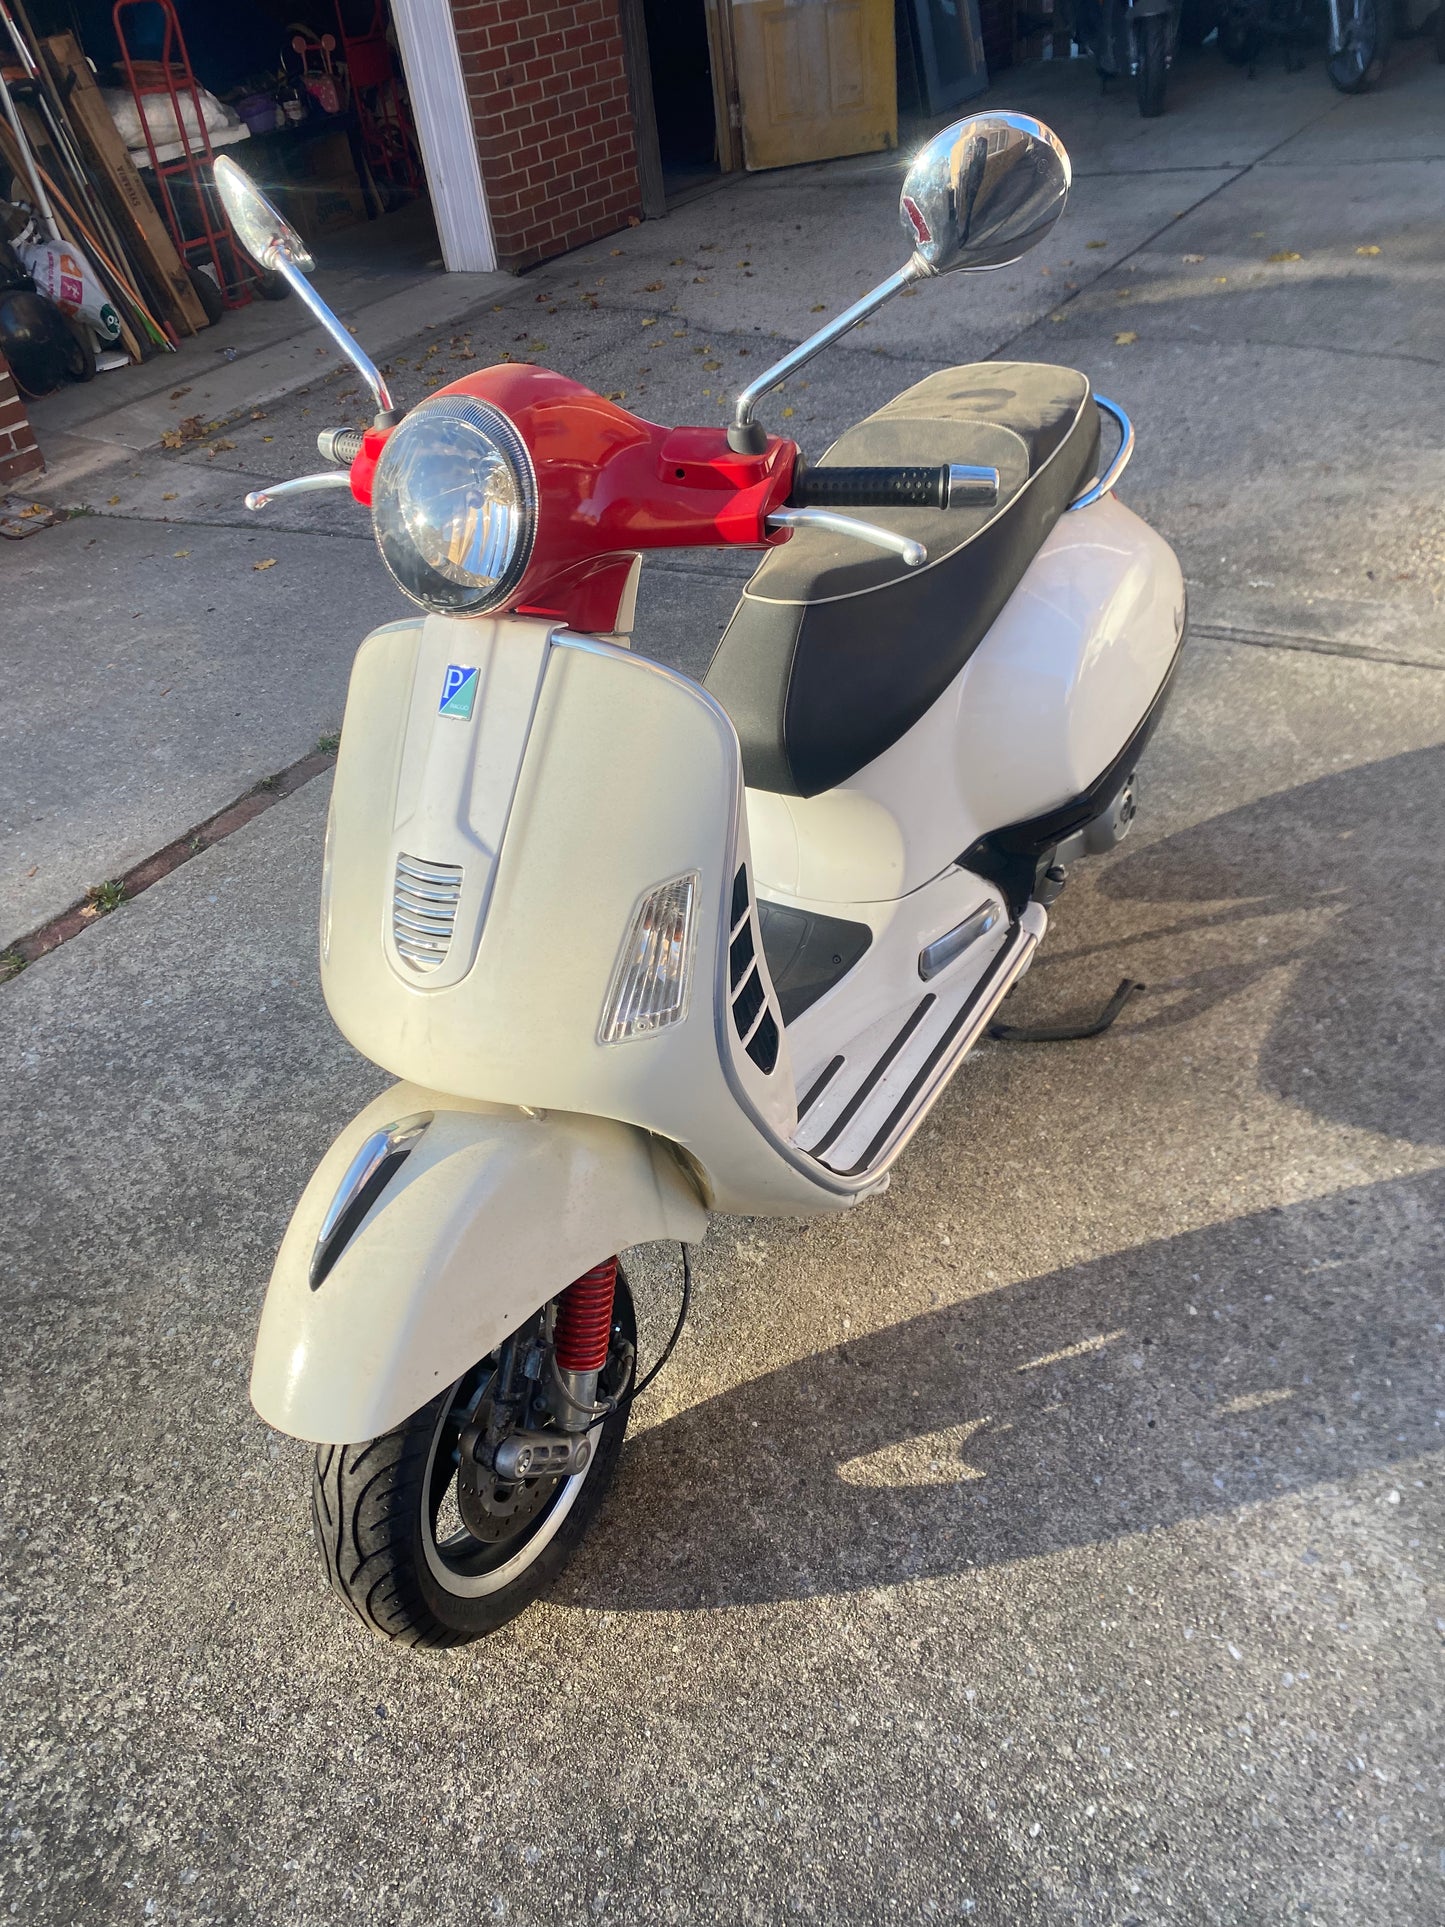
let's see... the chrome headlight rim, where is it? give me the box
[370,393,538,617]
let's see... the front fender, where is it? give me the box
[251,1084,707,1444]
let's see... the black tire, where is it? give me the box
[186,263,225,326]
[60,312,96,382]
[253,265,291,301]
[1136,10,1170,112]
[1327,0,1394,87]
[1218,7,1261,59]
[311,1271,636,1647]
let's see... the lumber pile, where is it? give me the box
[0,2,203,375]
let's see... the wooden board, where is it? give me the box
[617,0,667,217]
[40,33,209,335]
[703,0,743,175]
[730,0,896,173]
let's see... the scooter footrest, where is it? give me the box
[791,918,1040,1179]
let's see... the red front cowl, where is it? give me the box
[420,365,798,632]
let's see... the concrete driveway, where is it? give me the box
[1,44,1441,1927]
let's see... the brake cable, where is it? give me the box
[547,1242,694,1421]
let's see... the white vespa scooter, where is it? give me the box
[215,113,1184,1649]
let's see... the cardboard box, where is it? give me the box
[270,130,369,245]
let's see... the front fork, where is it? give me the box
[1325,0,1344,52]
[458,1259,624,1483]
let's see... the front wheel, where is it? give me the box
[1136,11,1170,114]
[1327,0,1393,88]
[311,1268,636,1646]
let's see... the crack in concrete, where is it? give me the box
[1,747,336,986]
[1192,622,1445,673]
[10,608,1432,985]
[991,131,1309,358]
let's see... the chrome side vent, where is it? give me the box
[392,853,463,972]
[729,865,780,1076]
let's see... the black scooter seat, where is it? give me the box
[705,362,1100,797]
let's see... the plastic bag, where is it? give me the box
[13,239,122,344]
[102,83,231,157]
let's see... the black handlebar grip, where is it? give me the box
[317,427,366,466]
[790,463,952,510]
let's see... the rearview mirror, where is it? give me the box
[212,155,396,420]
[899,112,1070,276]
[214,154,315,273]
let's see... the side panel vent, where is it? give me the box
[728,865,781,1076]
[392,853,463,973]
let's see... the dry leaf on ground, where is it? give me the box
[253,558,277,571]
[1114,330,1139,345]
[1267,250,1302,263]
[1356,245,1381,256]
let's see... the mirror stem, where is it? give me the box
[268,250,397,419]
[728,256,929,454]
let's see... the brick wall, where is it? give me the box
[451,0,643,272]
[0,353,43,488]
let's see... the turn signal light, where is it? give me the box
[598,873,699,1044]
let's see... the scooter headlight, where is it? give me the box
[371,394,537,615]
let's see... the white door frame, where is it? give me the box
[389,0,498,273]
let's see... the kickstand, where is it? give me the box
[989,976,1143,1044]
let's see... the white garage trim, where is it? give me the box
[390,0,497,273]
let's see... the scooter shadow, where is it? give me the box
[1098,742,1445,1148]
[558,746,1442,1613]
[560,1170,1439,1614]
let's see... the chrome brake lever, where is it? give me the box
[244,472,355,511]
[766,507,927,568]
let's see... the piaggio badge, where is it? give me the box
[439,665,479,720]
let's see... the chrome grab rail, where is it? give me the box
[766,506,927,568]
[1068,395,1134,511]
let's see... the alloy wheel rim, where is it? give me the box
[419,1363,601,1598]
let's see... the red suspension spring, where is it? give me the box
[554,1258,618,1373]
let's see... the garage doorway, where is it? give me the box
[620,0,740,213]
[644,0,720,197]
